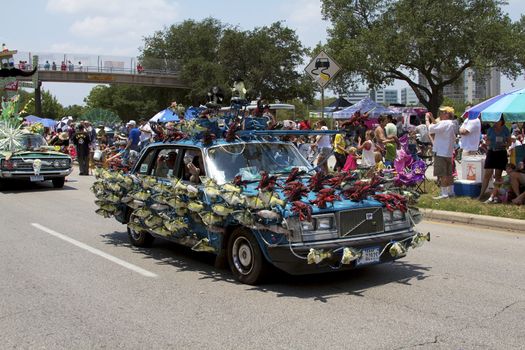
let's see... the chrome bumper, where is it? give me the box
[0,168,73,178]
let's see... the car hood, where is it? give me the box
[0,150,71,159]
[239,177,383,217]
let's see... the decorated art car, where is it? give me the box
[92,124,428,285]
[0,132,72,188]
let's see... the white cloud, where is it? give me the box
[45,0,179,55]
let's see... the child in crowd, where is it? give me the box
[484,163,515,204]
[359,130,376,168]
[342,147,358,172]
[375,152,385,172]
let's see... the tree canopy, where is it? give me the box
[322,0,525,114]
[21,89,64,119]
[81,108,121,126]
[140,18,315,106]
[84,85,168,122]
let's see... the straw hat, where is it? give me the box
[58,132,69,141]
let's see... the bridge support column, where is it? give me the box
[34,80,42,117]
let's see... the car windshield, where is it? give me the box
[206,142,311,184]
[20,134,48,150]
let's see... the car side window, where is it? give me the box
[136,149,157,175]
[152,148,179,178]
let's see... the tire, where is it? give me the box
[227,228,268,285]
[127,212,155,247]
[52,177,65,188]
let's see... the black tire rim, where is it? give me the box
[232,236,254,276]
[129,227,142,241]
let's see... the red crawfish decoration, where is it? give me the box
[232,175,248,188]
[291,201,312,222]
[283,181,309,202]
[342,175,383,202]
[225,121,240,142]
[373,192,408,213]
[256,171,278,192]
[310,188,341,209]
[323,172,356,189]
[286,167,305,183]
[308,171,326,192]
[164,131,187,142]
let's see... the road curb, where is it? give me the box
[419,208,525,233]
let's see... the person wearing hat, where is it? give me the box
[125,120,140,152]
[72,123,91,175]
[426,106,456,199]
[313,121,332,174]
[49,129,70,152]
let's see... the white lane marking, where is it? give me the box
[31,223,158,278]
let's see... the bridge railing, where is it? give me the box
[13,51,181,76]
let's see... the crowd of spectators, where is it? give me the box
[40,103,525,205]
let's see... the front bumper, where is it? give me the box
[0,168,73,180]
[266,228,417,275]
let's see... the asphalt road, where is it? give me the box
[1,171,524,350]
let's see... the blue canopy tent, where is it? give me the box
[332,97,400,119]
[24,115,42,123]
[24,115,57,128]
[150,108,179,123]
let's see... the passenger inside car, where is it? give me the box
[183,150,204,184]
[154,150,178,177]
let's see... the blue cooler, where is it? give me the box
[454,180,481,197]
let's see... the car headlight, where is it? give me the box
[392,210,405,221]
[316,217,334,230]
[53,160,61,168]
[61,159,69,167]
[384,209,409,231]
[11,160,18,168]
[301,221,315,231]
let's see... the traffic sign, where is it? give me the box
[304,51,341,88]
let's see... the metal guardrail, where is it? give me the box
[12,51,181,77]
[34,64,179,76]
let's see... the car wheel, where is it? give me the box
[227,228,268,285]
[127,213,155,247]
[52,177,65,188]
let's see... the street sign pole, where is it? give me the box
[304,51,341,125]
[321,86,324,119]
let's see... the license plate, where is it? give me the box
[30,175,44,182]
[356,247,381,266]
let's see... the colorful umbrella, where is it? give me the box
[462,88,525,122]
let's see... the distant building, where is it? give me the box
[345,90,372,104]
[371,89,398,105]
[419,67,501,104]
[400,87,419,106]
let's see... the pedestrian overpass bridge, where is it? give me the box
[13,51,188,89]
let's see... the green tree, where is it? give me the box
[141,18,314,106]
[84,85,172,121]
[63,104,86,119]
[23,90,64,119]
[81,108,121,126]
[322,0,525,115]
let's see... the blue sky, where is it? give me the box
[2,0,524,107]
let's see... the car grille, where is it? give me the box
[2,158,70,171]
[337,207,384,237]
